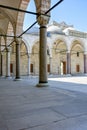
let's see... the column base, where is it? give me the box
[66,74,71,77]
[84,73,87,76]
[0,75,4,77]
[36,82,49,87]
[5,76,12,79]
[14,78,22,81]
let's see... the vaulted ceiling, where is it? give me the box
[0,0,51,50]
[0,0,21,35]
[0,0,30,50]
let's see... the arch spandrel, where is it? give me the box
[70,39,85,51]
[20,41,28,54]
[0,8,16,35]
[51,39,67,74]
[70,39,84,74]
[31,41,39,74]
[32,41,39,55]
[22,38,31,54]
[52,38,68,55]
[52,36,68,49]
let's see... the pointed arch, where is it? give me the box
[16,0,30,35]
[70,38,84,74]
[70,38,85,51]
[22,38,30,54]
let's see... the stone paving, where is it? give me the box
[0,75,87,130]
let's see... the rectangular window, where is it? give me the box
[77,52,79,57]
[63,61,66,74]
[76,64,80,72]
[47,64,50,73]
[30,64,33,73]
[10,63,13,73]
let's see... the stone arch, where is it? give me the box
[16,0,30,35]
[10,39,30,76]
[0,28,6,50]
[32,41,39,54]
[0,8,16,34]
[20,40,29,75]
[1,36,6,51]
[20,40,28,55]
[31,41,39,75]
[52,38,67,75]
[53,37,68,50]
[70,39,85,51]
[22,38,30,54]
[6,22,14,46]
[0,38,7,76]
[70,39,84,74]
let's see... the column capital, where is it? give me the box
[37,15,50,26]
[14,37,22,44]
[6,47,11,52]
[84,51,87,55]
[27,53,31,58]
[1,51,3,55]
[49,56,52,59]
[67,50,70,53]
[34,0,51,26]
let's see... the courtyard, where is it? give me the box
[0,75,87,130]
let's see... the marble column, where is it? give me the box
[34,0,51,87]
[1,53,3,76]
[49,57,52,74]
[15,39,21,80]
[84,52,87,73]
[27,53,31,76]
[38,25,48,86]
[0,52,1,76]
[67,51,71,75]
[6,47,10,77]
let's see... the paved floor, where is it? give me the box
[0,75,87,130]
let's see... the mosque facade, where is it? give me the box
[2,21,87,77]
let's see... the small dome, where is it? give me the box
[63,27,75,35]
[47,25,61,32]
[47,25,64,34]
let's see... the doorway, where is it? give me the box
[61,61,66,75]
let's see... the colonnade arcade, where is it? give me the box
[1,36,87,80]
[0,0,54,86]
[0,0,87,87]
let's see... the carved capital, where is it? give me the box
[37,15,50,26]
[6,47,11,52]
[34,0,51,25]
[27,53,31,58]
[14,37,22,45]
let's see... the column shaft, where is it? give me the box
[27,54,31,75]
[16,42,20,79]
[84,54,87,73]
[67,52,71,74]
[39,25,48,83]
[49,57,52,74]
[0,53,1,76]
[1,54,3,76]
[6,48,10,77]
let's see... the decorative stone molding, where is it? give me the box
[69,30,87,38]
